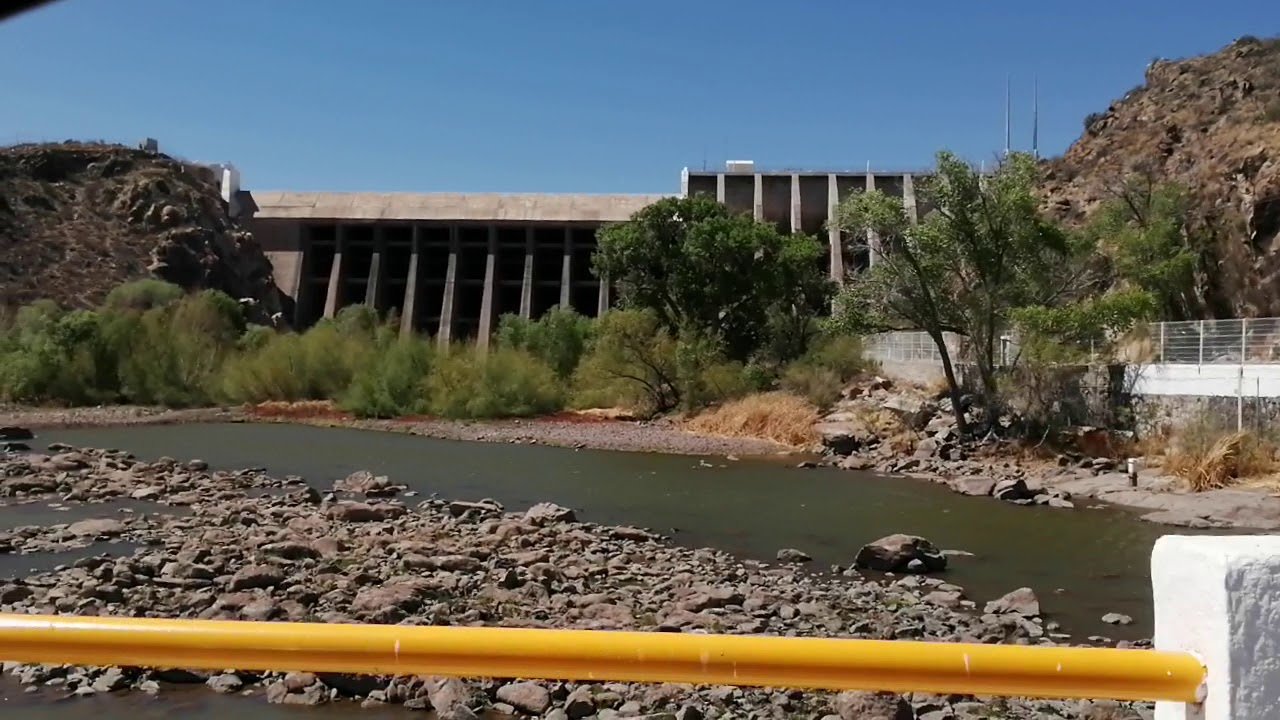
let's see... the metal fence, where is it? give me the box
[1144,318,1280,364]
[864,318,1280,367]
[862,331,966,365]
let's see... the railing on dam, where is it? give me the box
[1,535,1275,720]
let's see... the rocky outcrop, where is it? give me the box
[0,446,1150,719]
[0,142,289,324]
[1041,36,1280,318]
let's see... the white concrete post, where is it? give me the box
[1153,535,1280,720]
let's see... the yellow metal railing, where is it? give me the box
[0,613,1205,703]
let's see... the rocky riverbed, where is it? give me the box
[0,446,1153,719]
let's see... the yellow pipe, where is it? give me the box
[0,614,1205,703]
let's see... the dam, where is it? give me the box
[244,163,927,341]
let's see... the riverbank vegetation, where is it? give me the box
[0,196,861,428]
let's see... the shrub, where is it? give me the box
[427,346,564,419]
[685,392,821,447]
[103,279,184,312]
[221,321,374,403]
[495,307,594,378]
[0,307,120,405]
[780,363,843,408]
[803,334,868,379]
[341,336,434,418]
[572,310,679,415]
[117,291,244,406]
[779,334,869,407]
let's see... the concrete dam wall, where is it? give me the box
[247,166,927,341]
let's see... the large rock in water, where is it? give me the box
[984,587,1041,617]
[854,534,947,573]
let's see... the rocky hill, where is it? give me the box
[0,142,288,324]
[1041,36,1280,318]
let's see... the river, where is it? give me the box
[0,421,1223,716]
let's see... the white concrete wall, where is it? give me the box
[1126,363,1280,398]
[1153,535,1280,720]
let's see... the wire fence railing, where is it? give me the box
[863,318,1280,368]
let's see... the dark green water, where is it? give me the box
[0,421,1230,717]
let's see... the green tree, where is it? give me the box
[833,151,1115,432]
[594,195,833,362]
[1087,175,1199,320]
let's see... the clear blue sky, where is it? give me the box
[1,1,1274,193]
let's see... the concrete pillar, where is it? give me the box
[322,224,346,320]
[293,228,312,327]
[790,174,802,234]
[560,227,573,309]
[753,173,764,222]
[1153,535,1279,719]
[519,227,535,319]
[477,226,498,350]
[903,173,919,225]
[715,174,726,204]
[436,225,459,348]
[827,174,844,285]
[365,226,385,309]
[866,174,882,267]
[597,276,611,316]
[399,225,422,338]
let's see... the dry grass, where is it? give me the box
[1165,429,1278,491]
[684,392,821,448]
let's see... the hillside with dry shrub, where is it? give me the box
[1041,35,1280,318]
[0,142,287,324]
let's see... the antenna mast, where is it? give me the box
[1004,74,1011,157]
[1032,75,1040,160]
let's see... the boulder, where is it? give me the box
[66,518,127,538]
[948,477,996,496]
[993,478,1036,501]
[817,421,872,456]
[833,690,913,720]
[261,540,320,561]
[326,501,405,523]
[776,548,813,563]
[228,564,284,591]
[447,500,503,517]
[334,470,402,497]
[854,534,947,573]
[882,395,937,430]
[0,426,34,441]
[524,502,576,526]
[984,587,1041,617]
[429,677,478,720]
[496,681,551,714]
[1101,612,1133,625]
